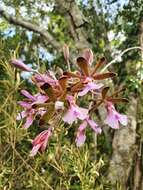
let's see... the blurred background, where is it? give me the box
[0,0,143,189]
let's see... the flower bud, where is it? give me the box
[63,44,69,61]
[55,101,64,110]
[10,59,34,72]
[82,48,93,65]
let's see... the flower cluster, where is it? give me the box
[11,47,128,156]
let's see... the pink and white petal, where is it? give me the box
[78,86,90,96]
[35,94,49,104]
[88,82,103,90]
[76,107,88,120]
[32,130,48,146]
[18,101,31,109]
[118,114,128,126]
[21,90,36,101]
[23,114,34,129]
[87,119,102,134]
[66,95,74,104]
[30,144,41,157]
[16,111,27,120]
[104,113,119,129]
[78,121,88,131]
[63,108,77,124]
[41,129,52,152]
[76,132,86,147]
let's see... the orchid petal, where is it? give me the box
[16,111,27,120]
[105,101,128,129]
[118,114,128,126]
[23,114,34,129]
[35,94,48,104]
[18,101,31,109]
[76,107,88,120]
[30,144,41,157]
[63,107,77,124]
[75,121,87,147]
[41,129,52,151]
[78,86,90,96]
[32,130,48,145]
[21,90,36,101]
[87,119,102,134]
[76,132,86,147]
[78,120,88,131]
[30,129,52,156]
[104,112,120,129]
[78,82,103,96]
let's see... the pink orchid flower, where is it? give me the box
[63,95,88,124]
[11,59,35,72]
[104,101,128,129]
[33,73,58,87]
[75,117,102,147]
[17,90,48,129]
[30,128,52,156]
[78,77,103,96]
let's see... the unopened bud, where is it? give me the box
[55,101,64,110]
[63,44,69,61]
[82,48,93,65]
[10,59,34,72]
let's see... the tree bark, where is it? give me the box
[0,8,61,50]
[54,0,90,50]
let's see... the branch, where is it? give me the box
[54,0,90,50]
[0,8,61,50]
[101,46,143,72]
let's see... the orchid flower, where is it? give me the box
[30,128,52,156]
[104,101,128,129]
[13,46,129,156]
[63,49,116,96]
[17,90,48,128]
[32,72,58,87]
[78,77,103,96]
[63,95,88,124]
[75,117,102,147]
